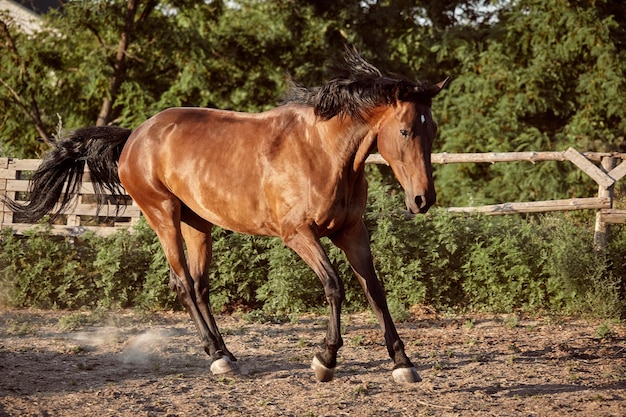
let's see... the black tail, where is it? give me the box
[4,126,133,222]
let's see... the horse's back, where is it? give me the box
[125,105,314,155]
[118,105,325,236]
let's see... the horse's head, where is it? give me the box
[377,78,448,215]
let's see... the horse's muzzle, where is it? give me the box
[405,193,435,215]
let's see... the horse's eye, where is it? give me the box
[400,129,409,139]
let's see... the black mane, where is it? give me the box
[283,48,432,121]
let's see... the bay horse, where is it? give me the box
[7,49,447,383]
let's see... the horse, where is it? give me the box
[6,48,447,383]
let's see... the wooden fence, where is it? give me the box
[371,148,626,248]
[0,158,141,237]
[2,148,625,245]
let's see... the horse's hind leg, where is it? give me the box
[180,206,238,374]
[137,195,237,374]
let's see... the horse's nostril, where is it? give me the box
[415,195,425,208]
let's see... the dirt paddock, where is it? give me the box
[0,309,624,416]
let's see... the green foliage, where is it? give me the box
[425,0,626,206]
[209,230,273,312]
[0,224,92,308]
[90,219,177,310]
[1,0,625,319]
[0,0,345,154]
[594,321,615,340]
[255,237,322,314]
[0,220,174,310]
[2,0,624,208]
[460,215,625,317]
[2,180,624,320]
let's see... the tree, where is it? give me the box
[1,0,192,154]
[420,0,626,205]
[0,0,344,156]
[1,0,624,211]
[0,12,63,153]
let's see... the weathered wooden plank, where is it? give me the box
[0,170,17,180]
[366,151,626,166]
[4,197,139,215]
[593,157,617,250]
[600,209,626,224]
[7,159,43,170]
[564,148,614,188]
[608,160,626,182]
[431,151,568,164]
[5,179,126,195]
[4,179,29,192]
[2,204,140,219]
[53,204,141,217]
[6,223,132,237]
[446,197,611,215]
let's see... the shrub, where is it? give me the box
[0,224,93,308]
[0,187,624,319]
[0,220,174,310]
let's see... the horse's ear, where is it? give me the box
[424,77,450,98]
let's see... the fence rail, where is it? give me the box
[371,148,626,248]
[0,158,141,236]
[2,149,625,245]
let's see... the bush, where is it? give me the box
[1,187,624,319]
[0,220,175,310]
[0,224,94,309]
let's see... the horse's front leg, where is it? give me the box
[282,228,344,382]
[331,220,421,383]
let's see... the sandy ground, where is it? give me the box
[0,308,624,416]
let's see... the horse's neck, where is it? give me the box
[344,108,389,173]
[352,129,378,172]
[319,119,376,174]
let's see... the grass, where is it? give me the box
[57,312,100,331]
[594,321,615,339]
[349,334,364,347]
[5,317,41,335]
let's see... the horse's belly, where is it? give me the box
[176,186,279,236]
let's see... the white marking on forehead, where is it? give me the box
[420,114,426,124]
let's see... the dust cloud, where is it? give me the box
[71,326,175,364]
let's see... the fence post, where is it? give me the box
[0,158,11,230]
[593,156,616,250]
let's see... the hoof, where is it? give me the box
[210,356,239,376]
[311,355,335,382]
[392,367,422,383]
